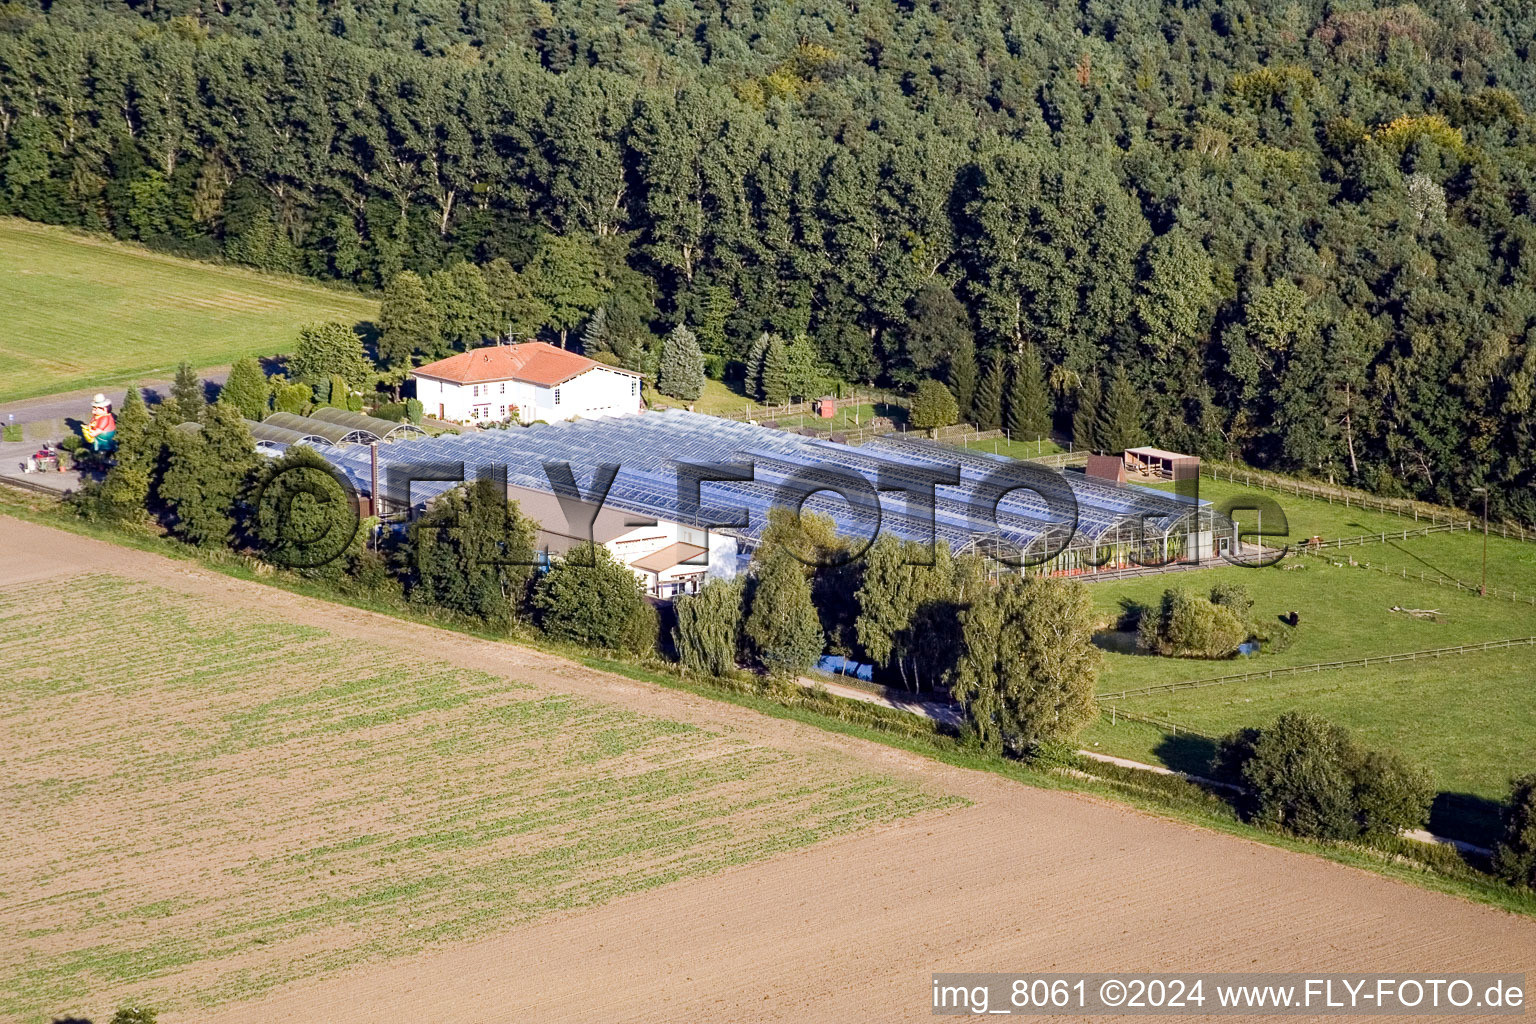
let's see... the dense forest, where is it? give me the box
[2,0,1535,520]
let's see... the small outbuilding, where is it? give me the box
[1123,446,1200,482]
[1085,454,1126,485]
[813,396,837,418]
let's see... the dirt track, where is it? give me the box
[4,516,1535,1023]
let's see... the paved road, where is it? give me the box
[0,368,231,428]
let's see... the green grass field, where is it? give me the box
[646,378,907,430]
[1079,477,1536,845]
[960,435,1067,460]
[0,219,377,403]
[0,574,951,1021]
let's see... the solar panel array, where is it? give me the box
[301,410,1206,555]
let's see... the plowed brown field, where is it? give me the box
[2,517,1533,1024]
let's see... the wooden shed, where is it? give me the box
[1123,446,1200,481]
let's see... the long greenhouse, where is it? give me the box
[294,410,1234,575]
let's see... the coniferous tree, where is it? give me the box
[1006,347,1052,440]
[972,353,1005,430]
[1072,374,1101,452]
[759,333,791,405]
[160,402,256,547]
[657,323,705,400]
[97,386,154,520]
[220,357,269,421]
[743,332,772,400]
[169,362,204,424]
[1096,365,1145,453]
[948,337,978,421]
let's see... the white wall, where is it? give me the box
[414,366,640,424]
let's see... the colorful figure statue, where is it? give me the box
[82,393,117,453]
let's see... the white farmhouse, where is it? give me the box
[511,484,739,599]
[412,342,643,424]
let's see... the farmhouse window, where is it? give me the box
[553,387,561,405]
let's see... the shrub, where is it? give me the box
[1494,773,1536,888]
[405,397,424,423]
[1215,712,1433,841]
[533,544,655,653]
[908,379,959,430]
[1240,712,1360,839]
[274,382,311,415]
[1353,748,1435,839]
[704,354,726,380]
[110,1007,157,1024]
[374,401,408,422]
[1138,588,1247,658]
[1209,582,1253,622]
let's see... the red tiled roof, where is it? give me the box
[412,342,641,387]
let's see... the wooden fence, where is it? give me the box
[1293,521,1471,550]
[1307,555,1536,606]
[1099,635,1536,702]
[1203,462,1535,542]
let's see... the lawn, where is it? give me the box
[1148,475,1536,594]
[1080,555,1536,845]
[645,378,907,430]
[960,435,1067,460]
[0,219,377,403]
[0,574,950,1021]
[1083,646,1535,845]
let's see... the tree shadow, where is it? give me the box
[201,378,222,404]
[1115,597,1146,631]
[1385,540,1458,583]
[258,354,287,377]
[1429,791,1504,851]
[355,320,381,364]
[51,1017,92,1023]
[1151,732,1219,779]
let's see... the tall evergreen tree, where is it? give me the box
[1006,347,1052,440]
[1072,374,1101,452]
[657,323,705,401]
[159,402,256,547]
[1095,365,1145,453]
[948,336,978,421]
[972,353,1005,430]
[97,386,154,520]
[743,331,772,400]
[759,333,791,405]
[169,362,204,424]
[220,357,269,421]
